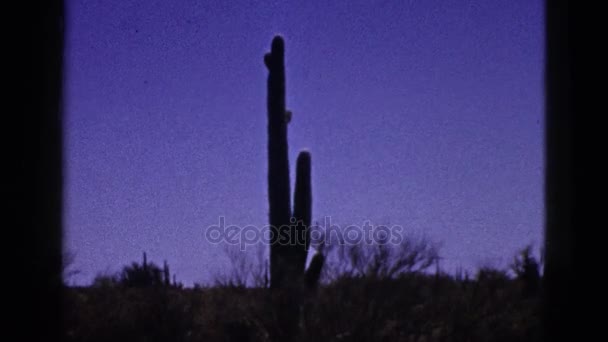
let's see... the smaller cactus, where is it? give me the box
[305,252,325,290]
[285,110,292,124]
[163,260,170,287]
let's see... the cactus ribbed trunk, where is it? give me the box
[266,36,293,289]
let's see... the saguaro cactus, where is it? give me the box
[265,35,323,290]
[264,36,324,339]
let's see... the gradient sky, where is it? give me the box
[64,0,545,286]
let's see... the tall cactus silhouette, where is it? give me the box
[264,35,324,339]
[265,35,323,290]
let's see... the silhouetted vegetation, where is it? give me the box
[65,244,541,342]
[511,245,541,297]
[91,252,182,289]
[319,234,440,282]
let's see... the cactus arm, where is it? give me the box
[293,151,312,273]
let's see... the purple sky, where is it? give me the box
[64,0,544,286]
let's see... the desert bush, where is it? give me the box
[510,245,541,297]
[318,230,440,282]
